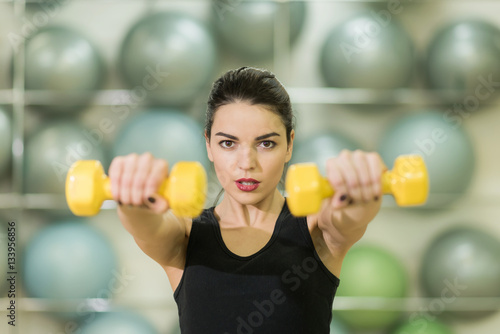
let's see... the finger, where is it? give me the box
[130,153,154,206]
[144,159,170,211]
[352,150,374,203]
[325,158,349,209]
[367,152,387,199]
[336,150,362,204]
[108,156,124,202]
[120,153,139,205]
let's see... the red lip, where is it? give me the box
[236,178,260,183]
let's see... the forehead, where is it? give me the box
[212,102,284,135]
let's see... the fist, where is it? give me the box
[325,150,387,209]
[108,152,170,214]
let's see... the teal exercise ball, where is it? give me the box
[393,317,453,334]
[119,12,217,106]
[80,311,158,334]
[0,222,9,296]
[330,317,350,334]
[211,0,306,60]
[420,227,500,320]
[425,20,500,96]
[290,131,362,175]
[22,26,105,112]
[112,109,208,170]
[24,120,108,194]
[378,110,475,208]
[23,221,118,305]
[320,11,415,88]
[0,107,11,178]
[335,244,409,331]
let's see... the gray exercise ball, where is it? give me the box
[425,19,500,96]
[420,227,500,320]
[211,0,306,60]
[378,110,475,208]
[24,120,108,194]
[320,11,415,88]
[0,107,12,178]
[290,131,362,176]
[119,12,218,107]
[23,26,105,112]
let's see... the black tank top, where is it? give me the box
[174,199,340,334]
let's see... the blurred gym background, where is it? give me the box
[1,0,500,333]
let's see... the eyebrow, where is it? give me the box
[215,132,280,141]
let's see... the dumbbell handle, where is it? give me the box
[312,170,404,199]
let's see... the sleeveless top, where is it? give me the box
[174,199,340,334]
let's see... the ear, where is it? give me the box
[285,129,294,163]
[205,131,214,162]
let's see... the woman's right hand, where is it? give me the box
[108,152,170,215]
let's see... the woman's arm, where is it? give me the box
[110,152,190,269]
[314,149,386,254]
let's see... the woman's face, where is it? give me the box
[206,102,294,205]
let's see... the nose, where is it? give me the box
[238,146,256,171]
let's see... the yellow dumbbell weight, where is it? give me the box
[285,155,429,216]
[65,160,207,217]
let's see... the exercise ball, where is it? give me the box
[420,227,500,320]
[393,317,453,334]
[211,0,306,60]
[0,107,11,178]
[290,131,362,175]
[335,244,409,331]
[330,317,350,334]
[23,25,105,112]
[112,109,208,170]
[119,12,217,106]
[320,11,415,88]
[378,110,475,208]
[23,221,117,306]
[24,120,108,194]
[425,20,500,96]
[0,222,8,296]
[80,311,158,334]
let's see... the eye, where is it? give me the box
[220,140,234,148]
[260,141,276,149]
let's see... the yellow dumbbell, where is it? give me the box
[65,160,207,217]
[285,155,429,216]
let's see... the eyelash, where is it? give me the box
[219,140,276,149]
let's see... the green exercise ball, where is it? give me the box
[378,110,475,208]
[320,11,415,88]
[119,12,217,106]
[23,221,118,318]
[425,20,500,97]
[420,227,500,320]
[393,317,454,334]
[80,311,158,334]
[211,0,306,60]
[24,120,108,194]
[290,131,362,175]
[0,107,11,178]
[22,26,105,112]
[335,244,409,331]
[112,109,208,170]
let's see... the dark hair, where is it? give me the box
[205,67,295,205]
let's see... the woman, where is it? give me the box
[110,67,386,333]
